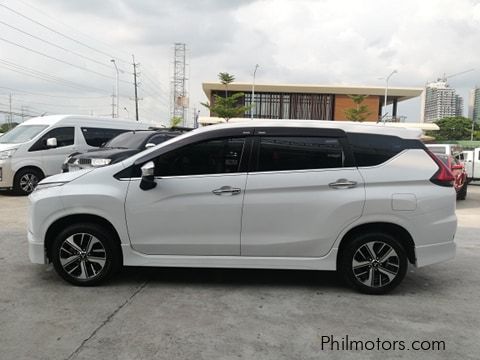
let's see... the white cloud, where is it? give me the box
[0,0,479,124]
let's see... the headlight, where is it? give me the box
[0,148,17,160]
[91,158,112,167]
[34,182,67,192]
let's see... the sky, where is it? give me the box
[1,0,480,126]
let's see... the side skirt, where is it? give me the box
[121,244,338,271]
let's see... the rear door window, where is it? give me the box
[81,127,127,147]
[256,136,344,172]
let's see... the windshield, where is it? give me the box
[0,125,48,144]
[105,131,155,149]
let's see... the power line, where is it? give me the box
[4,0,169,102]
[0,3,130,65]
[0,36,132,84]
[0,20,116,70]
[15,0,132,65]
[0,58,107,92]
[0,95,110,109]
[0,85,108,99]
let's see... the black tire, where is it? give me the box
[13,168,44,195]
[456,182,467,200]
[51,223,122,286]
[340,232,408,295]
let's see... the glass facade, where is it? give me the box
[212,91,334,120]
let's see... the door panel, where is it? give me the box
[241,134,364,258]
[241,168,365,257]
[125,135,249,256]
[126,174,246,255]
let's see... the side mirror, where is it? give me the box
[145,143,156,149]
[140,161,157,190]
[46,137,57,148]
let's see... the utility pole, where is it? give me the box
[8,93,12,128]
[132,54,139,121]
[251,64,259,120]
[110,59,120,118]
[111,90,115,119]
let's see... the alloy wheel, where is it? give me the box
[59,233,107,280]
[352,241,400,288]
[19,173,39,193]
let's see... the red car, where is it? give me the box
[436,154,468,200]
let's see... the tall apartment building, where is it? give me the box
[468,87,480,124]
[422,80,464,122]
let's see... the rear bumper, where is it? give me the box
[28,230,47,264]
[415,241,456,267]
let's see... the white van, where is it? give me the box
[461,148,480,181]
[0,115,150,194]
[425,143,463,156]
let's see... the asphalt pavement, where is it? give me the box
[0,185,479,360]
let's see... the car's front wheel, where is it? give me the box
[13,168,43,195]
[340,232,408,294]
[51,223,121,286]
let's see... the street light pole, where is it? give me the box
[382,70,398,123]
[110,59,119,118]
[251,64,259,120]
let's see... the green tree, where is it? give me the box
[201,72,251,122]
[344,95,372,122]
[170,116,183,128]
[426,116,479,141]
[0,122,18,133]
[218,72,235,97]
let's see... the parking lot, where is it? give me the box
[0,186,479,360]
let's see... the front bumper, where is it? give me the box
[415,241,456,267]
[0,159,14,188]
[28,230,47,264]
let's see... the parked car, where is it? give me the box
[62,128,191,172]
[435,154,467,200]
[459,148,480,182]
[28,120,457,294]
[0,115,150,195]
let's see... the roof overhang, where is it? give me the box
[202,82,423,102]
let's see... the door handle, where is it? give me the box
[212,186,241,196]
[328,179,358,189]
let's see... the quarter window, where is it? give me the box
[29,127,75,151]
[257,136,344,171]
[347,133,405,167]
[154,137,246,176]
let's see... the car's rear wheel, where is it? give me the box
[51,223,121,286]
[340,232,408,294]
[13,168,43,195]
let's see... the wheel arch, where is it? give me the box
[45,214,122,263]
[337,222,416,267]
[14,165,45,180]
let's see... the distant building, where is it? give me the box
[202,83,422,122]
[468,87,480,124]
[422,80,464,122]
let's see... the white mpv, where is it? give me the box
[28,121,457,294]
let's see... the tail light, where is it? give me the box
[425,150,454,187]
